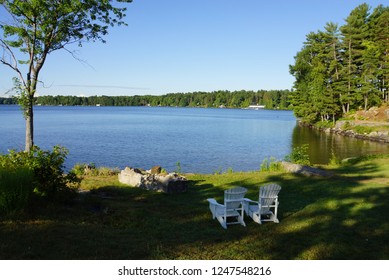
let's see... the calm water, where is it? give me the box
[1,105,388,173]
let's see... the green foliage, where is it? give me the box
[342,121,353,130]
[341,122,375,134]
[329,152,341,166]
[315,121,334,129]
[71,163,87,176]
[290,4,389,124]
[0,146,80,202]
[72,163,120,177]
[175,161,182,174]
[1,89,292,109]
[260,157,283,172]
[353,125,374,134]
[284,144,311,165]
[0,167,34,214]
[213,167,223,175]
[1,0,132,150]
[13,90,292,109]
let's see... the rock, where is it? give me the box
[280,161,333,177]
[118,167,188,193]
[150,165,162,174]
[118,167,144,187]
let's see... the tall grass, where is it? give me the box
[0,167,34,214]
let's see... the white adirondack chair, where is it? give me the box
[207,186,247,229]
[243,183,281,224]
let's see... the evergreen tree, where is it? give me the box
[340,3,370,113]
[368,5,389,102]
[290,3,388,125]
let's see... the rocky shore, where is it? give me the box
[328,121,389,143]
[300,106,389,144]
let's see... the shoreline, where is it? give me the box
[298,121,389,144]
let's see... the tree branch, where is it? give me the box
[0,38,26,87]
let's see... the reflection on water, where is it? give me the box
[292,125,389,164]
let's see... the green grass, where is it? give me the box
[0,167,34,214]
[1,155,389,259]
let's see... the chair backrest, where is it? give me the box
[225,186,247,209]
[259,183,281,210]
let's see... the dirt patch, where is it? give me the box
[354,105,389,122]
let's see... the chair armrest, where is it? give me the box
[243,198,258,204]
[207,198,223,207]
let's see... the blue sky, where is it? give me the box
[0,0,386,96]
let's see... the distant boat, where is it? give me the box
[96,104,101,107]
[247,105,265,110]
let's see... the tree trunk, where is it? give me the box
[25,99,34,152]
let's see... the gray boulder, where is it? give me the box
[118,167,188,193]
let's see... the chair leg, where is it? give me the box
[238,215,246,227]
[216,216,227,229]
[273,200,279,223]
[251,212,262,224]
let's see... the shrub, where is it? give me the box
[72,163,86,176]
[342,121,353,130]
[315,121,334,129]
[260,157,283,172]
[353,125,374,135]
[175,161,182,173]
[329,152,341,166]
[0,167,34,214]
[97,167,120,176]
[284,144,311,165]
[71,163,120,176]
[0,146,80,202]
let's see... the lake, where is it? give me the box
[1,105,388,173]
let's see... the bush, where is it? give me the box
[260,157,283,172]
[71,163,120,176]
[315,121,334,129]
[284,144,311,165]
[0,167,34,214]
[342,121,353,130]
[353,125,374,134]
[0,145,80,202]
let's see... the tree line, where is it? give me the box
[0,90,291,109]
[289,3,388,124]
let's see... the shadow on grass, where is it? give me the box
[1,180,253,259]
[258,161,389,259]
[1,159,388,259]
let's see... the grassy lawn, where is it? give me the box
[1,155,388,259]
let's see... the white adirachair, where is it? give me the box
[207,186,247,229]
[243,183,281,224]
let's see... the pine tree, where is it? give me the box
[340,3,370,113]
[368,5,389,103]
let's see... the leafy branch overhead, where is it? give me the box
[0,0,132,151]
[1,0,130,83]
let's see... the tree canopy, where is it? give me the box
[289,3,388,124]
